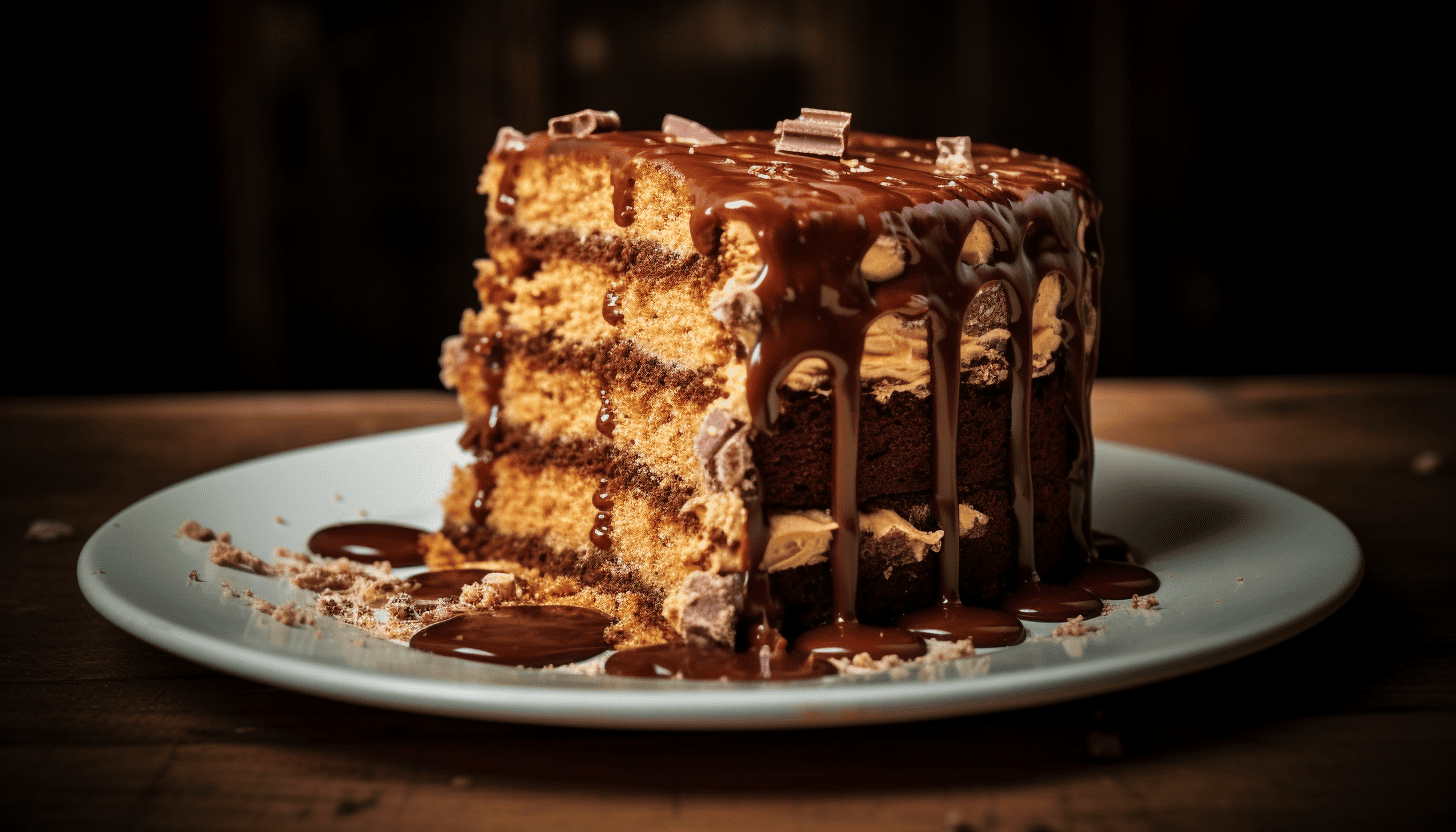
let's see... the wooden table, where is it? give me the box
[3,378,1453,830]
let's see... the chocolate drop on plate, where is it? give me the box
[1000,581,1104,622]
[897,602,1026,647]
[409,605,611,667]
[605,643,834,681]
[407,568,494,601]
[308,522,425,566]
[1069,559,1161,599]
[791,621,927,660]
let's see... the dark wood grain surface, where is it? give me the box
[3,379,1453,831]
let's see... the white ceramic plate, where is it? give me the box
[77,425,1362,730]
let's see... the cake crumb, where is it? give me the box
[271,547,313,576]
[1053,615,1102,637]
[333,494,343,502]
[1236,576,1244,583]
[25,519,76,543]
[208,539,279,576]
[829,638,977,676]
[1130,594,1159,610]
[173,520,215,542]
[218,532,232,544]
[251,598,277,615]
[274,515,286,525]
[269,602,310,627]
[188,569,201,582]
[357,509,368,518]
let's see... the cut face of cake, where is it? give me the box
[426,110,1102,652]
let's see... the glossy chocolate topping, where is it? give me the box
[307,522,425,567]
[488,121,1103,646]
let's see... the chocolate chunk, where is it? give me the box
[491,126,527,156]
[935,136,973,175]
[662,114,727,145]
[695,409,751,490]
[676,571,743,648]
[774,108,852,159]
[548,109,621,139]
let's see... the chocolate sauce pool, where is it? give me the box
[409,606,612,667]
[307,522,425,567]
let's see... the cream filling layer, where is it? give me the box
[762,504,991,573]
[780,275,1068,401]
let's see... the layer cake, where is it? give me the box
[426,109,1101,652]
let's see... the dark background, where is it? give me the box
[13,1,1440,394]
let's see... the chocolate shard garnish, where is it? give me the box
[662,114,727,145]
[935,136,973,175]
[774,108,852,159]
[548,109,621,139]
[491,126,527,156]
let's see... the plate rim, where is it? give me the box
[77,427,1364,730]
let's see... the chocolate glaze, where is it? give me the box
[407,568,494,601]
[307,522,424,567]
[605,642,834,681]
[485,124,1104,653]
[409,605,611,667]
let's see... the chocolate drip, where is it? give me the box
[601,282,625,326]
[409,605,611,667]
[461,333,507,525]
[307,522,425,567]
[590,478,613,550]
[595,388,616,437]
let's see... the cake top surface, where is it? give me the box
[491,125,1094,249]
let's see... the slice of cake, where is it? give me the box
[425,109,1102,654]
